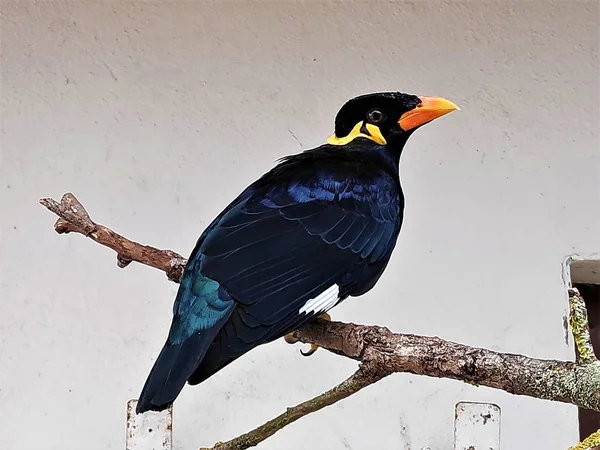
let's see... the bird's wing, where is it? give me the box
[182,156,402,383]
[136,154,402,411]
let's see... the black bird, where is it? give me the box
[136,92,458,413]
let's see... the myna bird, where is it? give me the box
[136,92,458,413]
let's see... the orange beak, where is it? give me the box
[398,96,459,131]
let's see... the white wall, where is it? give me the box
[1,1,598,449]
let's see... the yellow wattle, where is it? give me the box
[327,121,387,146]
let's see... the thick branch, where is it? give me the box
[292,310,600,412]
[41,193,600,449]
[202,290,598,449]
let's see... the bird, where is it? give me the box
[136,91,458,414]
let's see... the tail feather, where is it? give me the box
[136,273,237,414]
[136,333,212,414]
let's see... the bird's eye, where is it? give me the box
[367,109,385,124]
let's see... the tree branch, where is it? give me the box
[199,364,389,450]
[41,193,600,449]
[292,301,600,411]
[39,193,186,282]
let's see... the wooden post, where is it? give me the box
[126,399,173,450]
[454,401,501,450]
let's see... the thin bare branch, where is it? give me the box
[40,193,187,281]
[199,363,389,450]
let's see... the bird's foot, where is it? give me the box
[284,313,331,357]
[284,331,300,344]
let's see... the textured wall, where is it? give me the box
[1,1,599,449]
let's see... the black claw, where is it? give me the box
[300,346,318,357]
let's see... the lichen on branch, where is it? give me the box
[570,288,596,363]
[569,428,600,450]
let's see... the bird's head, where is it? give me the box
[328,92,459,149]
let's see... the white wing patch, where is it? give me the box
[299,284,340,315]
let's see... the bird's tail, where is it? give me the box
[136,333,211,414]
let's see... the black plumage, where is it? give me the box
[136,92,458,413]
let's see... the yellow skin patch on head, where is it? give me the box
[327,121,387,146]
